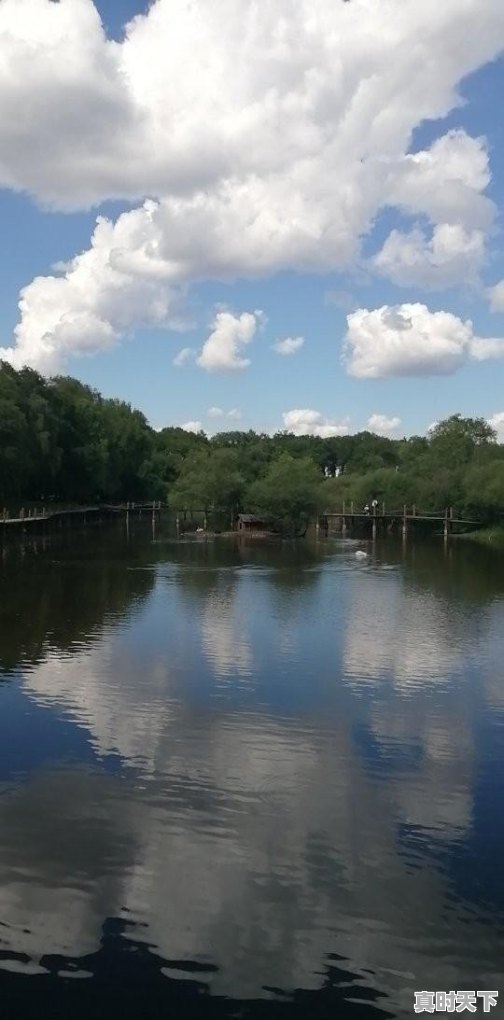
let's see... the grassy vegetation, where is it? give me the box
[457,527,504,549]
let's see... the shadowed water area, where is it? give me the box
[0,520,503,1019]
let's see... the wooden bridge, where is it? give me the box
[0,502,163,530]
[320,504,477,540]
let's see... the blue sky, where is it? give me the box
[0,0,504,440]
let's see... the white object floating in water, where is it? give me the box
[355,550,368,560]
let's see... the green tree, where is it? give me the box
[99,399,153,499]
[428,414,496,468]
[247,454,322,535]
[1,363,503,533]
[464,461,504,520]
[0,396,30,497]
[49,377,109,501]
[168,448,245,517]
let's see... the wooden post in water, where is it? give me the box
[372,502,377,541]
[443,507,454,541]
[402,504,407,539]
[342,501,347,535]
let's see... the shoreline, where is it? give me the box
[455,526,504,550]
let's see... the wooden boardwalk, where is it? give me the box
[321,505,477,539]
[0,502,163,529]
[0,501,479,541]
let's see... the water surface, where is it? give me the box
[0,521,503,1018]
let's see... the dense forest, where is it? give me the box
[1,362,504,532]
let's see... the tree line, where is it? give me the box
[1,362,503,531]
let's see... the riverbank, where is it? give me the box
[457,526,504,550]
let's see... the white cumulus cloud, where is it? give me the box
[181,420,203,433]
[283,409,350,439]
[173,346,195,367]
[0,0,503,370]
[373,224,485,290]
[0,210,188,374]
[366,414,402,436]
[373,130,494,289]
[487,280,504,312]
[272,336,305,356]
[488,412,504,443]
[385,131,493,231]
[196,311,261,372]
[207,406,243,420]
[344,303,504,379]
[470,337,504,361]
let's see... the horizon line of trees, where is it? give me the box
[1,362,504,532]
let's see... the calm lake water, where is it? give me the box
[0,520,503,1019]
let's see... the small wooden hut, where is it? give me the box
[236,513,273,533]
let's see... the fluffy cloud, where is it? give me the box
[0,210,188,374]
[207,407,242,420]
[344,303,504,379]
[366,414,402,436]
[470,337,504,361]
[488,412,504,443]
[373,130,494,288]
[283,409,350,439]
[372,224,485,290]
[272,336,305,356]
[196,311,261,372]
[0,0,503,370]
[180,420,203,433]
[487,280,504,312]
[1,2,500,211]
[384,131,493,231]
[173,346,195,367]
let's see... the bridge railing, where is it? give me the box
[323,505,476,523]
